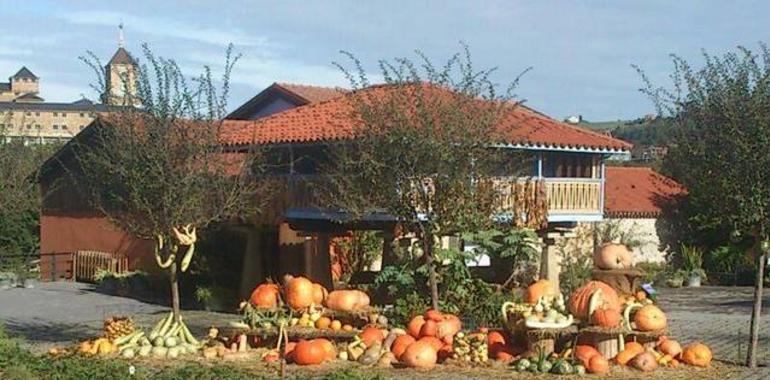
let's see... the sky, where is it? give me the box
[0,1,768,121]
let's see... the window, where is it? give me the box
[26,124,32,130]
[35,112,40,116]
[79,113,85,117]
[61,125,68,130]
[53,112,58,117]
[542,153,596,178]
[62,113,67,117]
[25,111,31,116]
[53,125,59,130]
[35,124,41,129]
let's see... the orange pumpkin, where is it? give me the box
[526,279,557,304]
[494,347,518,362]
[624,341,644,353]
[592,308,622,327]
[315,317,332,329]
[631,352,658,372]
[575,345,602,366]
[615,348,639,366]
[325,290,370,312]
[569,281,621,321]
[681,343,712,367]
[657,336,682,357]
[311,283,327,305]
[293,339,326,365]
[316,339,336,361]
[435,314,462,338]
[390,334,416,360]
[401,340,438,368]
[437,343,453,362]
[420,319,438,337]
[284,276,315,310]
[588,355,610,374]
[249,283,280,308]
[634,305,667,331]
[425,309,444,321]
[407,316,426,338]
[487,330,508,355]
[594,243,633,269]
[419,336,444,352]
[283,341,297,362]
[359,326,385,347]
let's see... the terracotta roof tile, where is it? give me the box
[221,84,632,152]
[604,166,685,218]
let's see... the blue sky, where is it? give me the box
[0,1,767,121]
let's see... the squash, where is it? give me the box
[284,276,315,310]
[634,305,667,331]
[359,326,385,347]
[588,355,610,374]
[425,309,444,321]
[575,345,601,366]
[615,348,640,366]
[681,343,712,367]
[435,314,462,338]
[592,308,622,327]
[657,336,682,357]
[594,243,633,269]
[526,279,557,304]
[293,339,326,365]
[312,283,328,305]
[623,341,644,354]
[419,336,444,352]
[316,339,336,361]
[401,340,438,368]
[420,319,438,337]
[487,330,507,356]
[390,334,416,360]
[569,281,621,321]
[325,290,370,312]
[249,283,280,308]
[631,352,658,372]
[284,341,297,362]
[407,316,426,338]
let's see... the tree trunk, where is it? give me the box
[423,235,440,311]
[170,262,181,323]
[746,249,766,368]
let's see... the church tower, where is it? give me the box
[105,24,139,106]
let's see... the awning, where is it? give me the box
[283,207,397,232]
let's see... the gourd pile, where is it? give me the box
[502,279,574,329]
[119,312,200,359]
[451,331,488,363]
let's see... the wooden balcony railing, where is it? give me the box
[543,179,602,214]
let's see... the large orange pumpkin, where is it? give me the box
[359,326,385,347]
[623,341,644,354]
[420,319,438,337]
[419,336,444,352]
[588,355,610,374]
[401,340,438,368]
[311,283,328,305]
[569,281,621,320]
[435,314,462,338]
[425,309,444,321]
[634,305,667,331]
[526,279,557,304]
[487,330,507,355]
[325,290,370,312]
[575,345,602,366]
[631,352,658,372]
[249,283,280,308]
[615,348,639,366]
[594,243,633,269]
[592,308,622,327]
[316,339,336,361]
[293,339,326,365]
[657,336,683,357]
[391,334,416,360]
[681,343,712,367]
[407,315,426,338]
[284,276,315,310]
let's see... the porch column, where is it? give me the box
[539,235,561,289]
[239,228,264,299]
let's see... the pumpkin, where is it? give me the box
[631,352,658,372]
[420,319,438,337]
[594,243,633,269]
[284,276,315,310]
[325,290,370,312]
[588,355,610,374]
[311,283,328,305]
[657,336,682,357]
[526,279,557,304]
[435,314,462,338]
[315,317,332,329]
[316,339,336,361]
[359,326,385,347]
[569,281,621,321]
[407,316,426,338]
[487,330,507,355]
[681,343,712,367]
[401,340,438,368]
[494,348,518,362]
[293,340,326,365]
[284,341,297,362]
[390,334,416,360]
[623,341,644,354]
[634,305,667,331]
[575,345,601,366]
[425,309,444,321]
[592,308,622,327]
[249,283,280,308]
[437,343,453,362]
[615,348,639,366]
[419,336,444,352]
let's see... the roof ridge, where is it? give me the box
[516,105,632,148]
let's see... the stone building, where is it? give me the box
[0,33,137,144]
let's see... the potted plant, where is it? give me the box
[195,286,213,311]
[681,244,707,287]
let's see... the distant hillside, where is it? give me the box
[577,117,673,147]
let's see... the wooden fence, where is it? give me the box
[39,251,129,282]
[39,252,75,281]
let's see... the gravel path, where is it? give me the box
[1,282,769,378]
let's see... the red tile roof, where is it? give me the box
[221,84,632,152]
[604,166,685,218]
[275,83,345,103]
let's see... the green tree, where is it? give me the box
[636,44,770,367]
[325,46,531,310]
[69,44,268,322]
